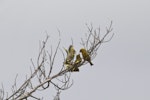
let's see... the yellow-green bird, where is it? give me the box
[64,45,76,64]
[71,54,82,72]
[64,45,76,70]
[80,48,93,66]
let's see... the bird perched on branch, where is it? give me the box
[64,45,76,69]
[80,48,93,66]
[64,45,76,64]
[71,54,82,72]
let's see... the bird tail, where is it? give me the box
[89,61,93,66]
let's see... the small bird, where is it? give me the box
[71,54,82,72]
[64,45,76,65]
[74,54,82,66]
[80,48,93,66]
[64,45,76,71]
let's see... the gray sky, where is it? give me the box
[0,0,150,100]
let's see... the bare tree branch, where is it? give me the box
[0,21,114,100]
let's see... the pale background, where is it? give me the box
[0,0,150,100]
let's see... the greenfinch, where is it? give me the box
[64,45,76,65]
[64,45,76,71]
[71,54,82,72]
[80,48,93,66]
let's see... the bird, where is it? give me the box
[80,48,93,66]
[71,54,82,72]
[64,45,76,70]
[64,45,76,65]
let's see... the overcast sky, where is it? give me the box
[0,0,150,100]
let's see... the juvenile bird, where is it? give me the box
[71,54,82,72]
[80,48,93,66]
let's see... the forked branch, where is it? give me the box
[0,21,114,100]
